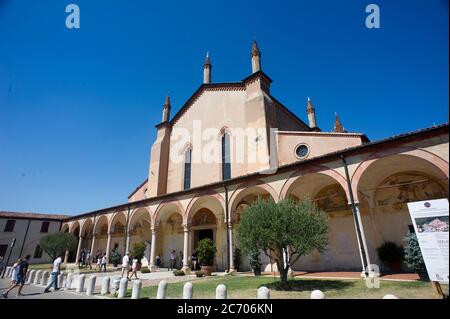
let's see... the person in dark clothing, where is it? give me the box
[2,254,31,298]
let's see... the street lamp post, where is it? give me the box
[1,238,16,278]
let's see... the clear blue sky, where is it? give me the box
[0,0,448,215]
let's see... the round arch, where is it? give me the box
[352,147,449,197]
[279,165,350,202]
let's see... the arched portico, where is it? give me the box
[186,194,226,271]
[355,153,449,271]
[127,207,152,266]
[229,182,277,272]
[284,172,362,272]
[153,203,184,269]
[68,221,80,263]
[109,211,127,258]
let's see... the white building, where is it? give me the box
[0,211,68,266]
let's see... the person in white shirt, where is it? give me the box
[44,255,62,293]
[4,258,21,288]
[121,251,131,279]
[129,258,139,279]
[100,254,107,272]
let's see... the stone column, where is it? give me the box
[105,232,112,261]
[75,236,83,264]
[354,203,372,273]
[63,250,69,264]
[182,225,190,274]
[90,234,96,255]
[228,222,235,272]
[125,233,131,253]
[149,228,157,272]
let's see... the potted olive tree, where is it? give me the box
[132,241,147,271]
[248,249,262,276]
[377,241,404,272]
[197,238,216,276]
[110,249,122,268]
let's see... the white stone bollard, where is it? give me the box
[86,275,96,296]
[311,290,325,299]
[156,280,168,299]
[110,276,121,295]
[5,266,11,277]
[101,276,110,295]
[76,274,86,293]
[183,282,193,299]
[117,278,128,298]
[383,294,398,299]
[65,272,73,290]
[58,272,65,289]
[216,284,227,299]
[131,280,142,299]
[26,270,36,284]
[257,286,270,299]
[34,270,43,285]
[41,272,49,286]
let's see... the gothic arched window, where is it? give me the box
[222,133,231,180]
[184,148,192,190]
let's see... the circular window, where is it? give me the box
[295,144,309,159]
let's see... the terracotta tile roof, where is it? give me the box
[0,211,70,221]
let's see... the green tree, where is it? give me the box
[132,241,147,263]
[196,238,217,266]
[39,232,77,261]
[236,198,328,288]
[403,233,427,276]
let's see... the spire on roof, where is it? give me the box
[251,40,261,57]
[162,94,171,122]
[203,51,212,84]
[204,51,211,67]
[164,94,171,108]
[334,112,345,133]
[307,97,314,111]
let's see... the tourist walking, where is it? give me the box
[96,256,101,271]
[155,254,161,269]
[44,254,63,293]
[121,251,130,279]
[2,254,31,298]
[3,258,21,290]
[191,250,198,271]
[85,251,92,270]
[129,257,139,279]
[169,250,176,271]
[100,253,107,272]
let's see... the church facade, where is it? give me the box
[61,42,449,274]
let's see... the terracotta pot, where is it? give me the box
[201,266,213,276]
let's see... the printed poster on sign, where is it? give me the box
[407,199,449,283]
